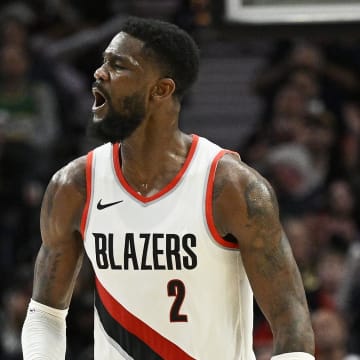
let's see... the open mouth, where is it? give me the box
[92,88,107,111]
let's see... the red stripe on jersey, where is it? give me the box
[95,277,195,360]
[112,135,199,203]
[80,151,94,238]
[205,150,240,249]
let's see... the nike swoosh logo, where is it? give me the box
[97,199,124,210]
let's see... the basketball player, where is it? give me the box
[21,17,315,360]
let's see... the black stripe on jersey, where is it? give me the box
[95,289,163,360]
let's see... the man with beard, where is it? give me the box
[21,17,315,360]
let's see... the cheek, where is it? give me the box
[108,92,124,113]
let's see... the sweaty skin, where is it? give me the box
[32,31,314,356]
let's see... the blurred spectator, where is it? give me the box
[0,42,60,277]
[338,241,360,356]
[0,3,94,166]
[231,33,360,360]
[267,84,307,148]
[0,43,59,150]
[0,15,32,48]
[287,67,326,116]
[283,217,318,298]
[243,83,308,166]
[0,266,31,360]
[253,41,359,118]
[173,0,212,33]
[312,309,360,360]
[338,100,360,215]
[263,143,323,216]
[314,240,348,311]
[296,111,338,185]
[320,180,360,247]
[0,287,28,360]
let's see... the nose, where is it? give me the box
[94,65,109,81]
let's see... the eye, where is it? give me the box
[113,63,126,70]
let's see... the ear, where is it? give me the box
[150,78,176,101]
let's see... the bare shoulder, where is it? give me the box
[213,153,280,241]
[50,155,87,196]
[41,155,88,243]
[214,152,279,213]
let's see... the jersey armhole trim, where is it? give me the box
[80,150,94,238]
[205,150,240,249]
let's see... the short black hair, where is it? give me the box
[120,16,200,99]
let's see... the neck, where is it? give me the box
[119,110,192,196]
[121,108,181,165]
[122,128,186,169]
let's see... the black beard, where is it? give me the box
[87,93,146,143]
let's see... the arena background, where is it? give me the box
[243,0,360,5]
[0,1,360,359]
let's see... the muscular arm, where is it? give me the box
[22,156,87,359]
[33,156,87,309]
[213,154,314,356]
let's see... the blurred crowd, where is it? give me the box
[0,1,359,360]
[243,39,360,360]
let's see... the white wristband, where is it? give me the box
[271,353,315,360]
[21,299,68,360]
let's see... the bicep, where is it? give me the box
[230,176,306,322]
[240,179,307,322]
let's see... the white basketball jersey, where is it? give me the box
[81,135,256,360]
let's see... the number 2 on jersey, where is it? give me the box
[167,279,188,322]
